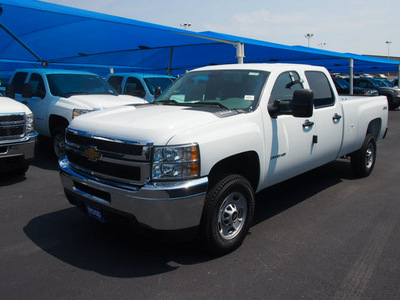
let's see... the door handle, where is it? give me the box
[333,113,342,121]
[302,120,314,128]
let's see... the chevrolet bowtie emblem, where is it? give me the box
[84,147,101,161]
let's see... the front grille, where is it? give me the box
[66,130,143,156]
[0,113,25,140]
[68,151,141,181]
[65,129,152,185]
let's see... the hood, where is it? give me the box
[69,104,231,145]
[0,97,32,114]
[62,94,146,109]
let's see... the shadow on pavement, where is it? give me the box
[23,158,355,278]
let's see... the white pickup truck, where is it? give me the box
[0,96,37,175]
[59,63,388,254]
[9,69,146,157]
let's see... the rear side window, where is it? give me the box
[305,71,334,108]
[11,72,28,94]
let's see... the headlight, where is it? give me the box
[73,108,93,118]
[152,144,200,180]
[25,113,34,133]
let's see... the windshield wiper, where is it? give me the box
[155,99,180,105]
[194,101,230,109]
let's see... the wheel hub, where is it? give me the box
[218,192,247,240]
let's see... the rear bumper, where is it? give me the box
[59,158,208,230]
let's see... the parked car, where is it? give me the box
[8,69,146,157]
[106,73,175,102]
[352,78,400,109]
[332,77,378,96]
[60,63,388,254]
[0,96,38,175]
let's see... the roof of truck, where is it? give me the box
[12,69,99,76]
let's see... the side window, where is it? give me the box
[107,76,123,93]
[305,71,334,108]
[28,73,46,98]
[11,72,28,94]
[269,71,303,113]
[124,77,145,98]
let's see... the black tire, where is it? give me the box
[199,174,255,255]
[386,95,395,110]
[351,134,377,178]
[52,127,66,159]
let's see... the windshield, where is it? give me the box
[371,79,385,87]
[155,70,268,111]
[144,77,175,95]
[47,74,118,97]
[334,78,349,89]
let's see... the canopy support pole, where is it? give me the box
[349,58,354,95]
[235,42,245,64]
[0,22,47,67]
[167,47,174,75]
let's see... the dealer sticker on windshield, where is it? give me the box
[85,203,105,223]
[244,95,255,101]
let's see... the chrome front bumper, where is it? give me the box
[0,132,38,161]
[59,158,208,230]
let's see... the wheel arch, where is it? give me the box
[366,118,382,141]
[207,151,260,192]
[49,114,69,135]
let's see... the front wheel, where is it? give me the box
[199,174,255,255]
[52,127,66,159]
[351,134,377,178]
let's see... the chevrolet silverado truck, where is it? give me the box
[59,63,388,254]
[9,69,146,158]
[0,96,37,175]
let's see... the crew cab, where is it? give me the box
[0,96,37,175]
[59,63,388,254]
[106,73,175,102]
[8,69,146,157]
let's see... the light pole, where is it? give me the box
[386,41,392,59]
[180,22,191,30]
[305,33,313,47]
[318,42,326,49]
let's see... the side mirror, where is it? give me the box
[6,84,15,99]
[292,89,314,118]
[154,86,162,99]
[22,83,33,98]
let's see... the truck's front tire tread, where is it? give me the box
[199,174,255,255]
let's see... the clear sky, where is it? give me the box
[42,0,400,57]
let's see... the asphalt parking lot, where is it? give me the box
[1,111,400,300]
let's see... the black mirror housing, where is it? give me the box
[22,83,33,98]
[6,84,15,99]
[292,89,314,118]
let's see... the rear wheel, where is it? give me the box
[351,134,376,178]
[199,174,255,255]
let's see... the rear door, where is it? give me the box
[305,71,343,163]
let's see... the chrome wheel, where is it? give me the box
[218,192,248,240]
[53,130,66,158]
[365,143,374,169]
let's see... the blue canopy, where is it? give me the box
[0,0,399,77]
